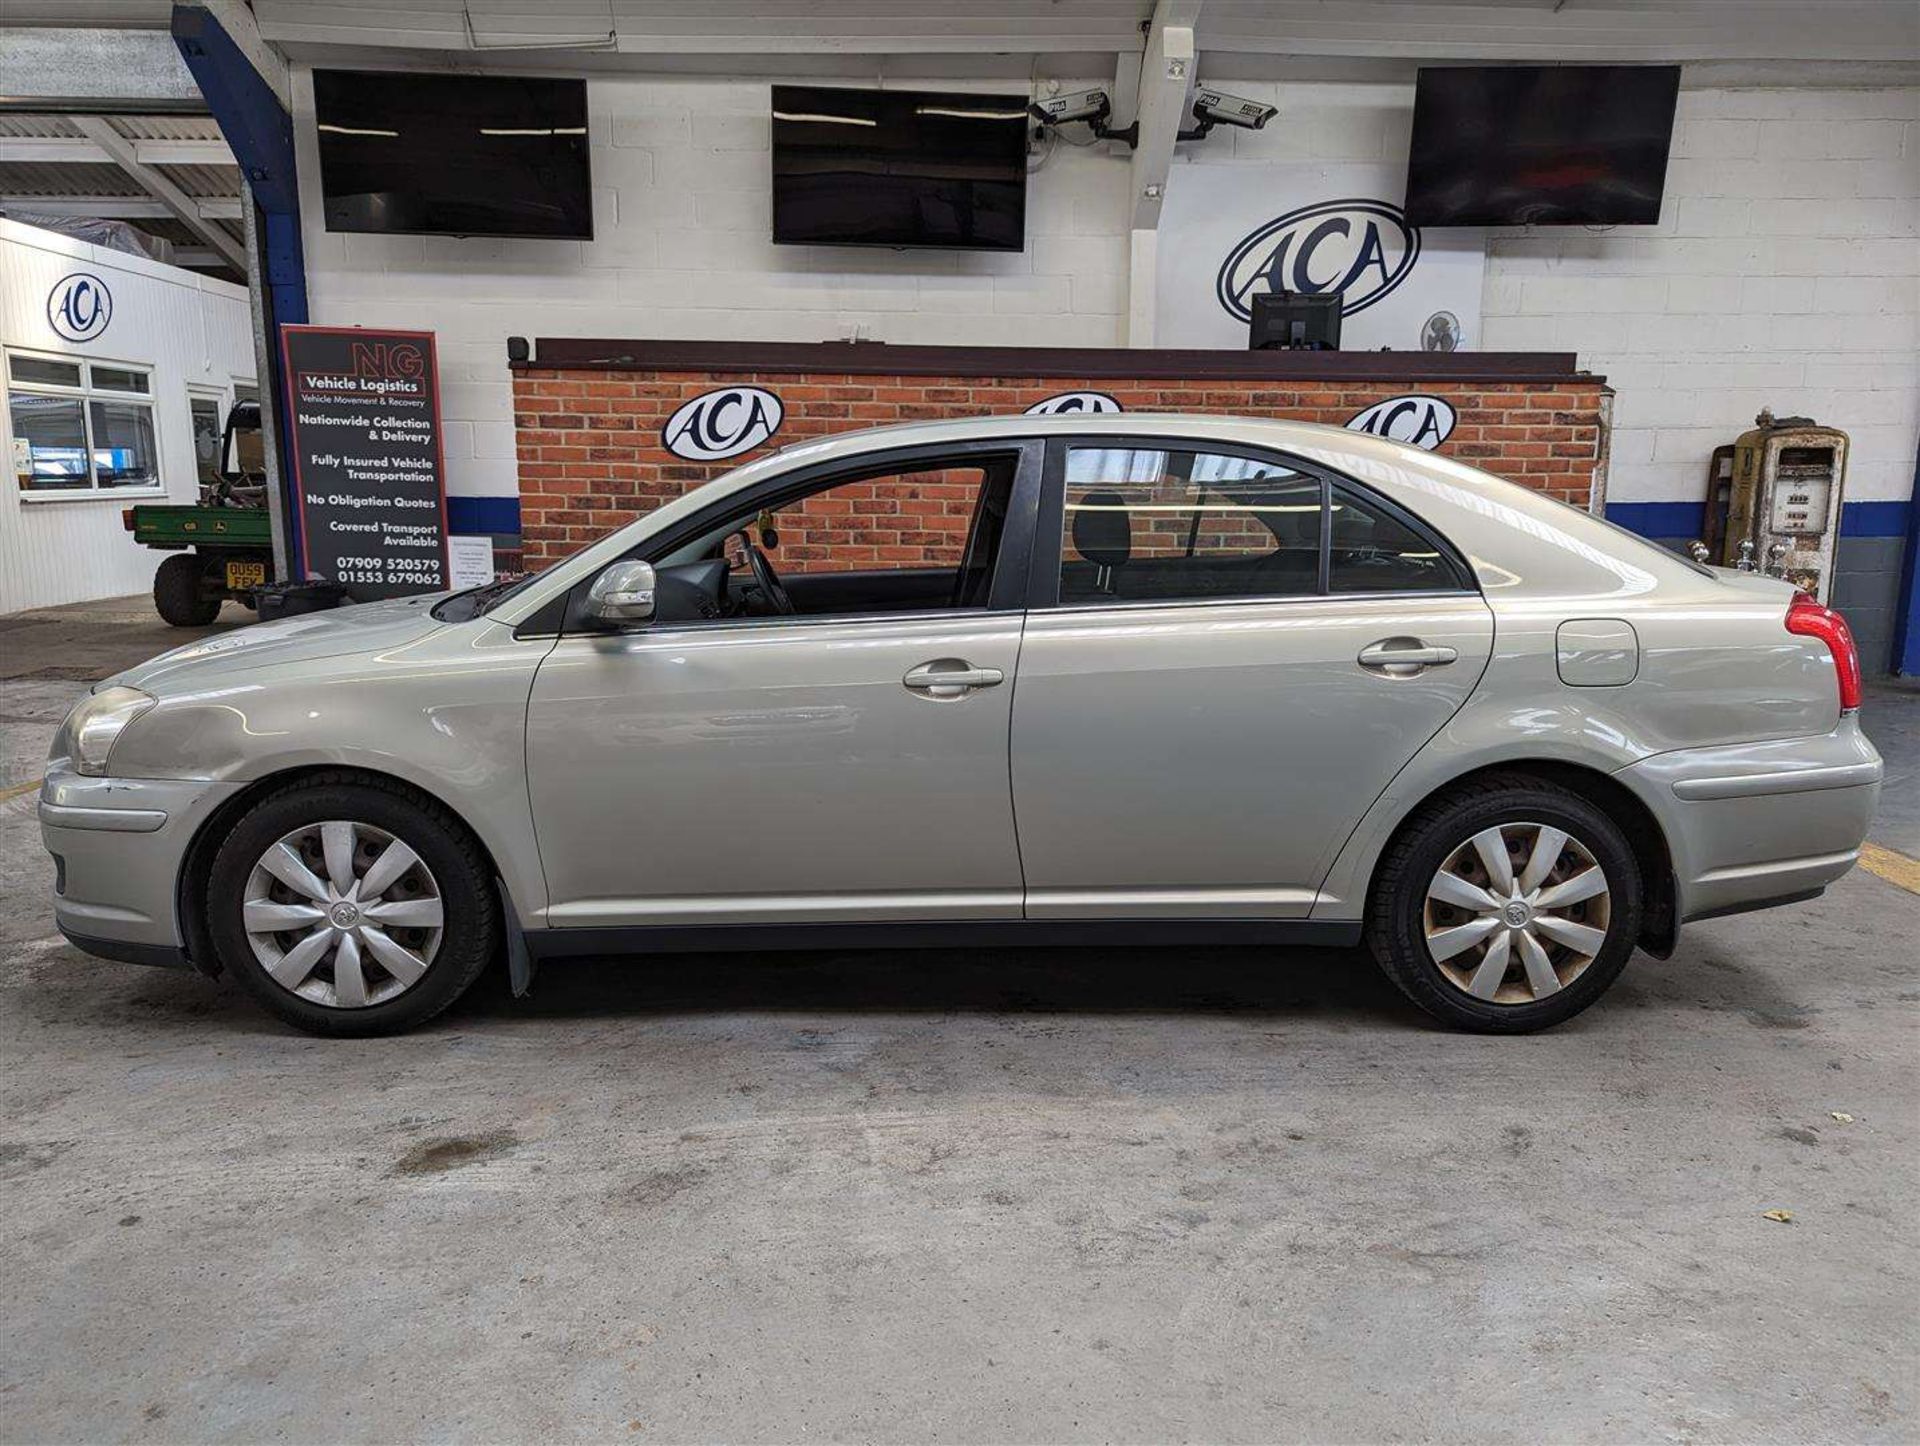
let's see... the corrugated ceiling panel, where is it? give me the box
[0,161,141,198]
[0,118,83,140]
[112,116,227,142]
[152,163,243,200]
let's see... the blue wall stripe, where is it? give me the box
[1604,501,1705,539]
[1845,500,1914,538]
[1605,498,1913,541]
[447,496,522,535]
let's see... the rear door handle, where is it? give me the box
[904,659,1005,697]
[1358,639,1459,674]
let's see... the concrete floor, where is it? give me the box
[2,596,1916,1444]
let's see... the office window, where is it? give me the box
[8,351,160,496]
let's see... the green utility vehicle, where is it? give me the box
[123,399,277,625]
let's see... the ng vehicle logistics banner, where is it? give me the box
[280,325,450,599]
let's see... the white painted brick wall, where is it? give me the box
[294,69,1129,499]
[1482,85,1920,507]
[297,69,1918,517]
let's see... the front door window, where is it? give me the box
[642,449,1023,624]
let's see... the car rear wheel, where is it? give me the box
[1367,776,1643,1032]
[207,775,497,1035]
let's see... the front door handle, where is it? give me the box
[1358,638,1459,675]
[904,659,1005,698]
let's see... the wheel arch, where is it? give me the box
[1354,759,1678,959]
[175,763,518,976]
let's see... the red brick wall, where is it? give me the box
[511,369,1610,568]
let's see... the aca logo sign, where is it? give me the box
[1024,391,1122,415]
[1216,200,1420,324]
[1345,394,1458,451]
[662,386,783,461]
[48,272,113,342]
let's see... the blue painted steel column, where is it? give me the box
[1893,440,1920,677]
[171,4,309,573]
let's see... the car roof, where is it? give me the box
[767,410,1363,458]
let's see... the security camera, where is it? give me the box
[1031,88,1111,127]
[1191,88,1276,131]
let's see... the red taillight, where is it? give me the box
[1786,591,1862,711]
[121,508,135,531]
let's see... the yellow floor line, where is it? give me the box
[1860,842,1920,897]
[0,777,43,803]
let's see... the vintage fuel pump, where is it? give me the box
[1696,410,1850,602]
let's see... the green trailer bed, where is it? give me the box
[125,503,275,551]
[124,503,276,626]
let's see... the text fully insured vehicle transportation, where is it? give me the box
[41,415,1881,1035]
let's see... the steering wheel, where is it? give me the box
[732,529,796,616]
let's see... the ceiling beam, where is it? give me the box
[0,135,236,166]
[0,28,206,107]
[0,193,244,222]
[64,115,246,269]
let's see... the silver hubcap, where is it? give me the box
[242,820,443,1009]
[1423,821,1612,1005]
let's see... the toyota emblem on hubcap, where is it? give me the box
[329,902,360,928]
[1503,901,1531,928]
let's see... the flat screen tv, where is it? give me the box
[771,84,1028,251]
[314,70,592,240]
[1404,65,1680,226]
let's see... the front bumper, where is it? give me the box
[1618,715,1884,923]
[39,768,244,963]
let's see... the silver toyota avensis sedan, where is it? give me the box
[42,414,1881,1036]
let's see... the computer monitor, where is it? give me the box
[1249,291,1342,351]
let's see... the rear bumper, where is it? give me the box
[39,768,243,955]
[1619,716,1883,924]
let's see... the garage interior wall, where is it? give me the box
[0,219,256,615]
[291,69,1918,660]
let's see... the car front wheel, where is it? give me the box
[1367,776,1643,1032]
[207,775,498,1035]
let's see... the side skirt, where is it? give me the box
[523,917,1365,960]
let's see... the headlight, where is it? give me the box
[51,686,156,777]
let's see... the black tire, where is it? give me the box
[1366,775,1642,1033]
[154,553,221,627]
[206,774,498,1036]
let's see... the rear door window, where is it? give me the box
[1058,446,1323,605]
[1054,443,1470,605]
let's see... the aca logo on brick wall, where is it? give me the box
[1216,200,1420,324]
[1025,391,1123,416]
[1345,394,1457,451]
[662,386,783,461]
[48,272,113,342]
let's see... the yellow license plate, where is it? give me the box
[225,560,267,590]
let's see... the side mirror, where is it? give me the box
[584,560,656,628]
